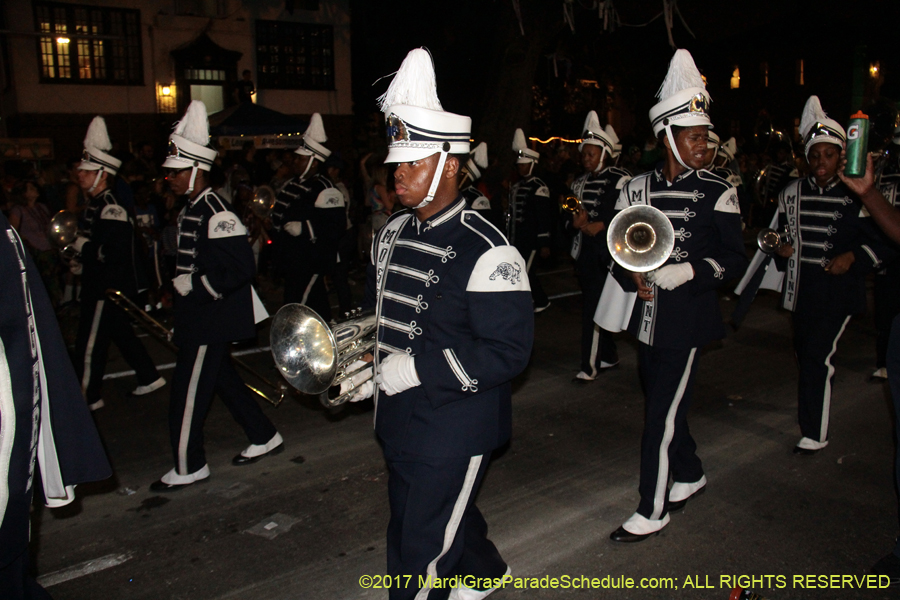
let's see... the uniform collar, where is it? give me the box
[189,187,215,207]
[416,196,466,234]
[806,175,840,194]
[654,164,694,185]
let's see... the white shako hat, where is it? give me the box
[295,113,331,161]
[579,110,615,154]
[79,116,121,176]
[513,128,539,164]
[707,129,720,149]
[649,49,712,170]
[163,100,218,195]
[611,125,623,160]
[465,142,489,181]
[378,48,471,208]
[800,95,846,157]
[718,137,737,162]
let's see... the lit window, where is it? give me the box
[730,66,740,90]
[796,59,805,86]
[34,2,142,85]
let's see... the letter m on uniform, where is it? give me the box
[631,190,643,205]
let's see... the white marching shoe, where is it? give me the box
[131,376,166,396]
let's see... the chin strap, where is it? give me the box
[593,150,609,173]
[414,143,451,210]
[87,169,104,194]
[298,156,315,181]
[185,166,199,196]
[665,127,692,171]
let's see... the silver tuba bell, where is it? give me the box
[606,204,675,272]
[270,304,377,407]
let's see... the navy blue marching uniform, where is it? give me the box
[507,175,552,308]
[567,166,631,377]
[73,188,162,406]
[166,187,278,477]
[1,214,111,597]
[364,199,534,599]
[873,181,900,376]
[604,167,746,524]
[277,173,346,321]
[774,176,888,446]
[461,184,492,216]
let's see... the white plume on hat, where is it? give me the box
[379,48,471,166]
[604,124,620,147]
[707,129,720,149]
[79,116,121,176]
[656,50,706,102]
[378,48,442,113]
[173,100,210,146]
[799,95,845,155]
[465,142,489,181]
[84,116,112,152]
[305,113,328,144]
[472,142,489,169]
[584,111,602,137]
[163,100,217,178]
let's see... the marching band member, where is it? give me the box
[566,111,631,382]
[1,211,111,597]
[461,141,493,217]
[771,96,889,455]
[509,128,554,313]
[596,50,747,542]
[151,101,281,491]
[71,117,165,410]
[358,48,534,600]
[274,113,346,321]
[836,154,900,583]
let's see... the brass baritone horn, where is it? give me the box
[562,196,583,213]
[270,304,377,408]
[606,204,675,273]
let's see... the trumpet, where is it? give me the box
[561,196,583,213]
[106,289,287,407]
[270,304,376,408]
[606,204,675,273]
[756,228,791,254]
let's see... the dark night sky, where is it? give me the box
[349,0,900,145]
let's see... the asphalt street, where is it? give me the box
[34,263,899,600]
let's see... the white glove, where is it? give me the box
[72,236,89,254]
[647,263,694,291]
[375,353,421,396]
[284,221,303,236]
[173,273,193,296]
[339,360,375,402]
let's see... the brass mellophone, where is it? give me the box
[606,204,675,273]
[269,304,376,408]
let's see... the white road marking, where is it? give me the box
[37,552,133,587]
[101,346,272,380]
